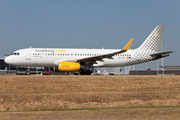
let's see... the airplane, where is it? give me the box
[4,25,174,75]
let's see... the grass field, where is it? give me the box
[0,75,180,119]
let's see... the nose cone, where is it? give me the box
[4,57,12,65]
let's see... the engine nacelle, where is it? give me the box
[55,62,82,72]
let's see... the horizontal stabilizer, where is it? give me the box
[150,51,175,57]
[150,51,175,60]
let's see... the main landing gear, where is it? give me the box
[80,70,92,75]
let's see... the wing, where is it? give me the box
[77,38,134,62]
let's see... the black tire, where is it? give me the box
[80,70,86,75]
[85,70,92,75]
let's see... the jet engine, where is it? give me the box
[55,62,83,72]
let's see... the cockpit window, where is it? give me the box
[12,52,20,55]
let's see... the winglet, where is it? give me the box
[123,38,134,51]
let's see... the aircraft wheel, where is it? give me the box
[80,70,86,75]
[85,70,92,75]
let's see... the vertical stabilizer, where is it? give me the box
[126,25,166,66]
[139,25,165,52]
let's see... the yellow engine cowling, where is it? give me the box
[55,62,81,72]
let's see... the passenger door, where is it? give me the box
[25,49,31,60]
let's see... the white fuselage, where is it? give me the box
[5,48,138,67]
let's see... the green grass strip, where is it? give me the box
[2,105,180,113]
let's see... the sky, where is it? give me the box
[0,0,180,70]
